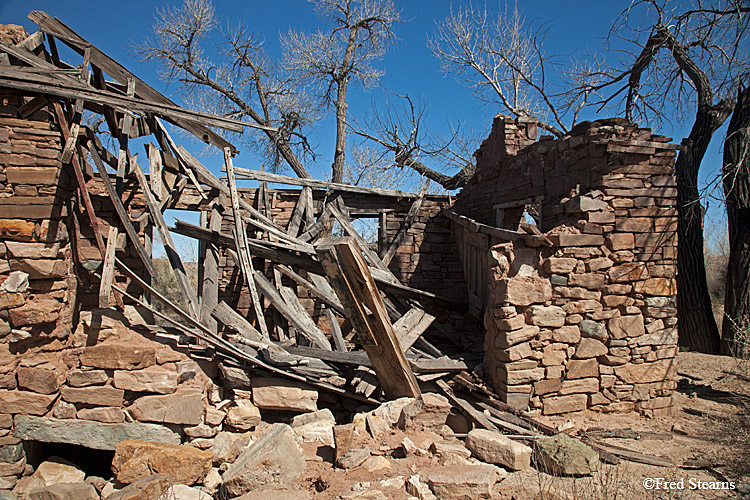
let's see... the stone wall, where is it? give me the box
[454,115,679,416]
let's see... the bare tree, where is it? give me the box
[722,83,750,356]
[428,3,581,138]
[281,0,400,183]
[352,94,477,190]
[142,0,314,178]
[575,0,750,353]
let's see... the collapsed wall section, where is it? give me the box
[454,115,679,416]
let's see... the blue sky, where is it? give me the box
[0,0,731,254]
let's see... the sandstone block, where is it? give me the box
[113,365,178,394]
[563,300,603,314]
[420,464,504,500]
[211,431,254,466]
[252,377,318,412]
[498,367,545,385]
[567,273,605,290]
[525,305,565,327]
[128,388,203,426]
[225,400,262,432]
[544,258,577,274]
[552,325,581,343]
[608,314,645,339]
[573,338,608,359]
[17,363,65,394]
[559,378,599,395]
[13,416,180,450]
[30,457,85,486]
[586,257,613,272]
[0,390,56,415]
[398,393,451,431]
[494,314,525,331]
[534,378,562,396]
[496,276,552,306]
[61,386,124,407]
[609,262,649,282]
[291,408,335,444]
[28,482,99,500]
[496,325,539,349]
[112,439,213,485]
[9,259,67,279]
[566,359,599,379]
[66,369,108,387]
[542,394,587,415]
[8,299,60,326]
[104,474,171,500]
[605,233,635,251]
[79,343,156,370]
[614,359,676,384]
[496,341,533,362]
[549,234,604,247]
[221,424,305,497]
[76,407,125,423]
[541,345,567,367]
[633,278,676,296]
[466,429,531,470]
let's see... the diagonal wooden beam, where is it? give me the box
[131,157,200,318]
[316,237,421,399]
[85,140,157,277]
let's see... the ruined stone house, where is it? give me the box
[0,14,679,494]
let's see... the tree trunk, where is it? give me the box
[332,82,348,184]
[722,84,750,356]
[675,104,732,353]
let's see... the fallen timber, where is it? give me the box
[0,13,677,479]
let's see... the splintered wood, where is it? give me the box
[316,237,421,399]
[0,12,476,410]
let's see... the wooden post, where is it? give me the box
[225,148,269,339]
[200,197,223,332]
[98,226,118,308]
[316,237,421,399]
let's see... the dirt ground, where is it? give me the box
[296,351,750,500]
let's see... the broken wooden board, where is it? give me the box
[316,237,421,400]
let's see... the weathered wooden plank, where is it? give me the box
[286,187,309,237]
[394,307,436,352]
[225,148,269,339]
[378,212,388,258]
[17,94,50,119]
[174,144,303,247]
[275,264,345,316]
[98,226,118,308]
[28,11,252,150]
[228,166,420,198]
[200,197,222,332]
[0,66,248,135]
[153,119,207,200]
[131,157,199,318]
[316,237,421,399]
[298,204,331,243]
[326,308,347,352]
[383,180,429,265]
[252,271,332,351]
[328,203,396,280]
[85,140,157,277]
[146,143,164,201]
[436,379,499,432]
[211,301,264,343]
